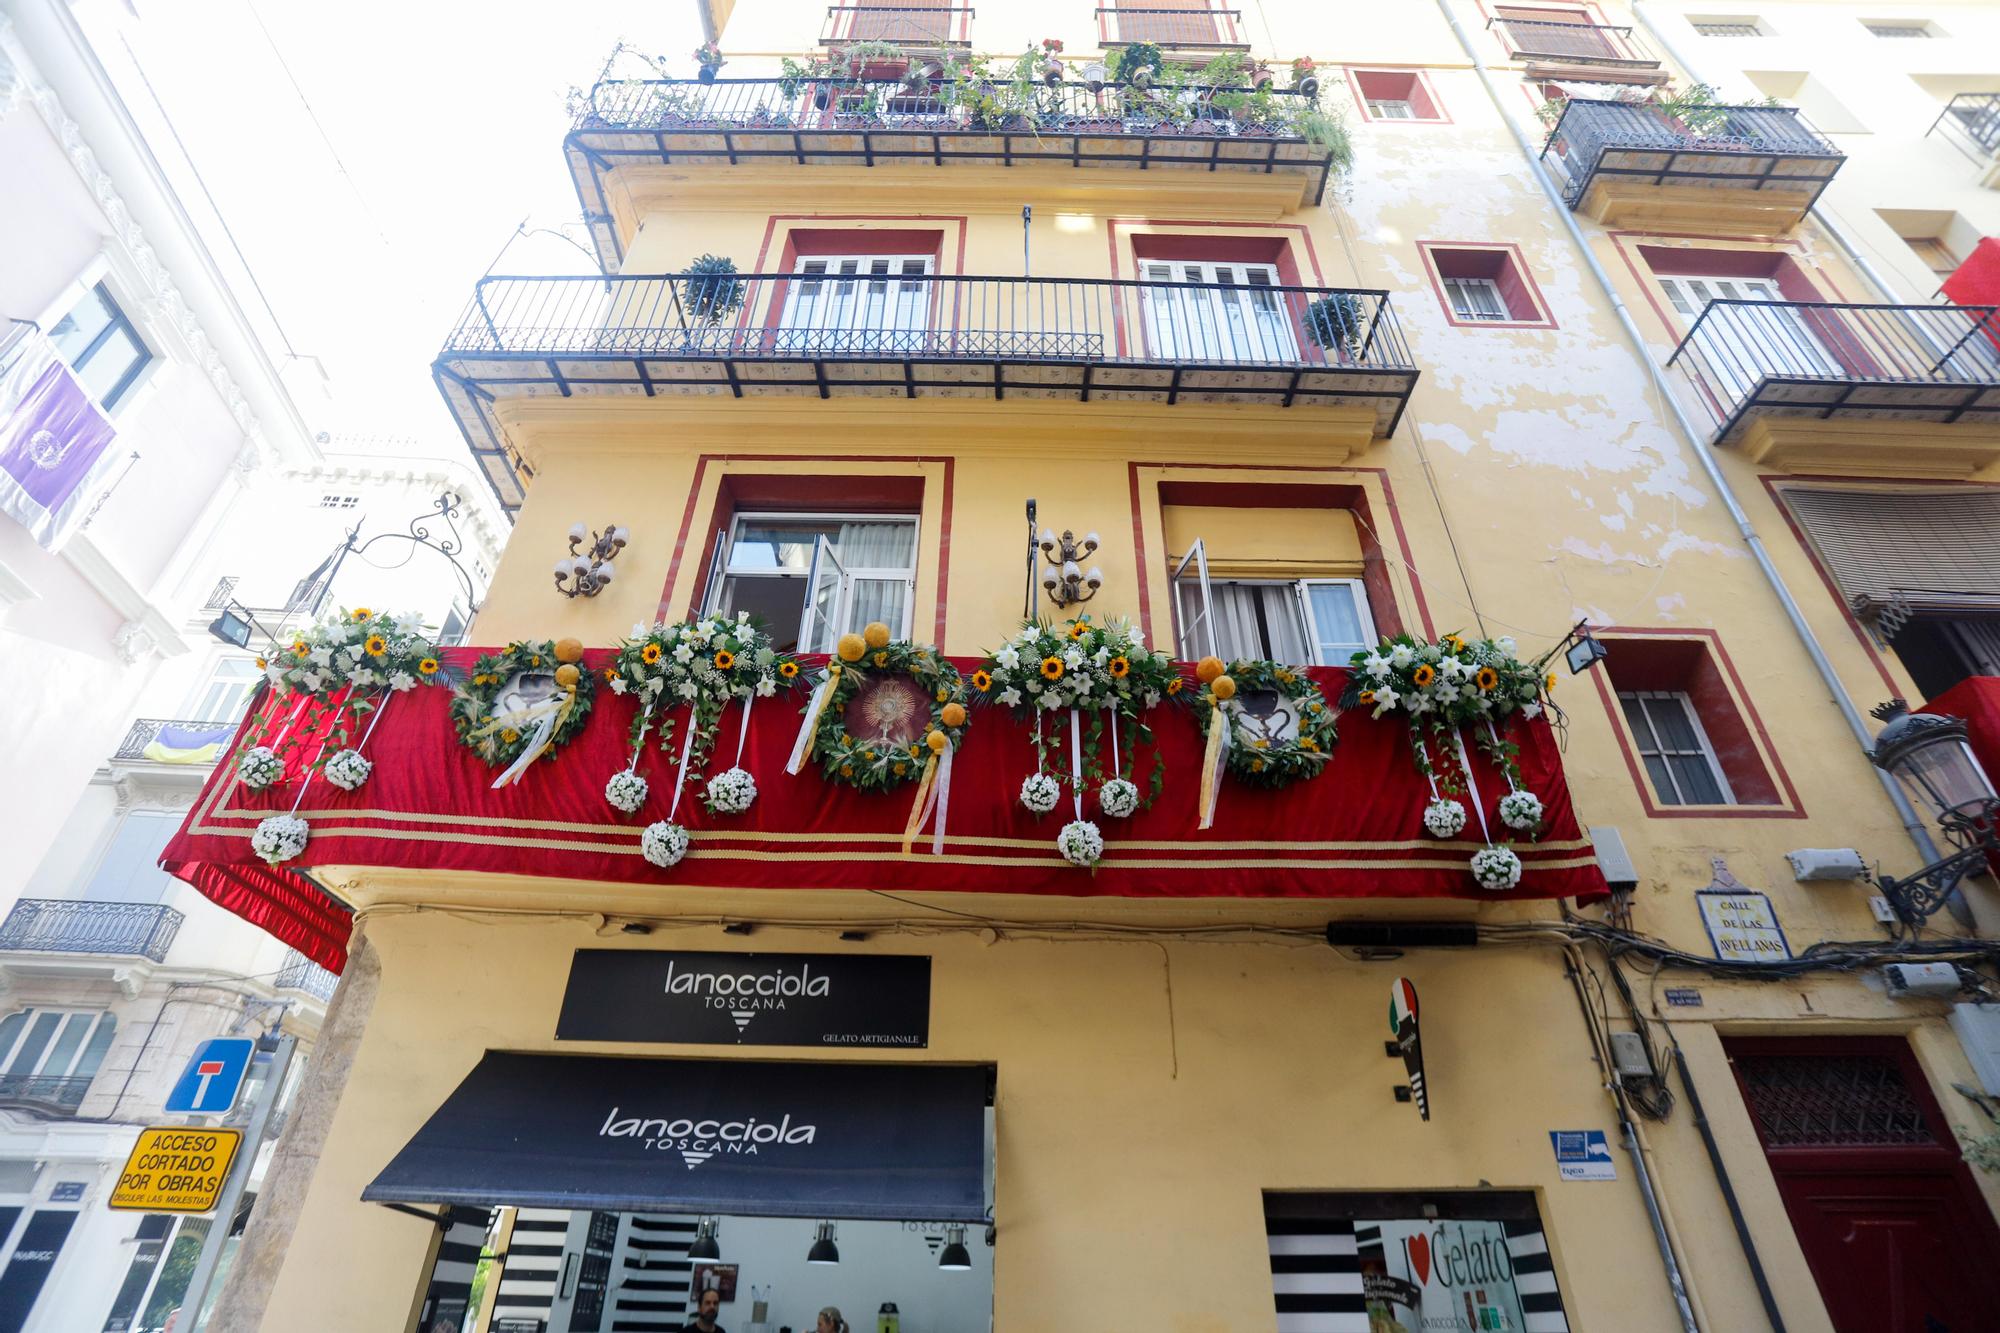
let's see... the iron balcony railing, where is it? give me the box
[1097,6,1245,49]
[114,717,240,762]
[0,1074,94,1112]
[449,272,1412,374]
[1486,16,1659,67]
[820,5,973,46]
[1931,92,2000,158]
[0,899,185,963]
[1541,98,1843,208]
[276,948,340,1003]
[1667,299,2000,440]
[200,576,240,611]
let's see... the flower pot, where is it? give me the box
[1043,57,1064,85]
[813,85,833,110]
[1131,66,1155,90]
[698,66,718,84]
[1251,66,1274,91]
[1083,62,1107,93]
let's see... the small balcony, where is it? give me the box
[275,948,340,1003]
[1096,6,1248,52]
[1541,99,1844,232]
[1929,93,2000,189]
[1668,299,2000,465]
[0,1073,93,1115]
[437,272,1416,511]
[819,5,973,48]
[114,717,242,765]
[1486,16,1666,84]
[0,899,184,964]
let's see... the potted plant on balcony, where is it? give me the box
[694,40,725,83]
[1291,57,1319,100]
[1113,40,1163,89]
[1040,38,1065,85]
[1304,291,1368,359]
[681,255,747,324]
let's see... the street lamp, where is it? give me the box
[1866,699,1999,926]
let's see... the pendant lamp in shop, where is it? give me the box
[807,1221,840,1265]
[688,1217,720,1262]
[937,1224,972,1271]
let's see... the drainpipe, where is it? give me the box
[1630,2,1911,304]
[1430,0,1946,879]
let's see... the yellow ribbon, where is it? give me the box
[1197,697,1230,830]
[786,663,842,775]
[900,751,940,854]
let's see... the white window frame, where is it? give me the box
[1367,97,1416,119]
[1139,261,1299,364]
[33,257,164,418]
[185,656,259,724]
[1170,542,1376,666]
[778,255,935,354]
[1443,276,1511,322]
[0,1008,117,1081]
[1659,273,1838,395]
[709,511,920,653]
[1618,689,1737,805]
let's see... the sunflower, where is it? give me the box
[1545,672,1557,692]
[971,669,993,692]
[1359,689,1375,704]
[1276,669,1295,684]
[603,667,617,683]
[1040,656,1065,681]
[778,660,800,679]
[351,608,372,622]
[840,765,854,778]
[1108,656,1130,678]
[1251,759,1266,773]
[254,656,268,670]
[501,728,520,743]
[1476,666,1499,692]
[935,687,949,702]
[714,649,735,670]
[641,643,662,665]
[1167,678,1184,695]
[1444,633,1466,652]
[291,640,309,658]
[1412,664,1436,687]
[894,763,908,777]
[873,650,890,667]
[364,635,387,657]
[1300,736,1319,751]
[1068,622,1090,640]
[419,658,440,676]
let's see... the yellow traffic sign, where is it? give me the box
[109,1127,243,1213]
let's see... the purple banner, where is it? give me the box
[0,332,119,548]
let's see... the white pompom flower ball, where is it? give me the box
[1058,819,1105,868]
[251,814,310,866]
[324,749,373,792]
[1019,772,1062,815]
[605,770,650,815]
[1499,789,1544,834]
[641,820,690,869]
[1423,797,1468,839]
[704,766,758,815]
[238,745,284,792]
[1098,777,1140,819]
[1470,845,1523,892]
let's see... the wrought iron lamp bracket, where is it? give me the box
[1868,796,2000,927]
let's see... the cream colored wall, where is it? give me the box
[268,910,1694,1332]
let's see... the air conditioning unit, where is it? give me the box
[1883,962,1962,998]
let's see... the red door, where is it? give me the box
[1726,1036,2000,1333]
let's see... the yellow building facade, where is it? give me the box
[187,3,2000,1331]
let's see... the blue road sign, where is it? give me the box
[165,1038,254,1115]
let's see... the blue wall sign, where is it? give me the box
[164,1038,254,1115]
[1549,1130,1617,1181]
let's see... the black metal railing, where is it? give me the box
[1541,98,1843,207]
[200,576,240,611]
[113,717,241,762]
[0,1074,94,1112]
[576,75,1318,140]
[0,900,184,963]
[820,5,973,46]
[447,272,1412,373]
[1668,299,2000,431]
[1931,92,2000,158]
[1097,6,1245,48]
[1487,16,1658,66]
[276,949,340,1003]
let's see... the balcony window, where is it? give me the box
[48,282,152,411]
[1495,4,1618,57]
[1618,691,1734,804]
[1100,2,1241,50]
[1353,70,1443,123]
[1596,632,1790,813]
[0,1008,116,1110]
[1170,536,1376,665]
[709,514,918,653]
[188,658,259,724]
[777,256,935,354]
[1659,273,1838,395]
[1139,262,1298,363]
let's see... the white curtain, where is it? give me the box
[1212,583,1307,664]
[835,520,916,568]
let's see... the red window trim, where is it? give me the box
[1346,68,1450,123]
[1127,233,1312,362]
[1416,241,1558,329]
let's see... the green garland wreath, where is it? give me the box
[1196,659,1338,788]
[811,639,970,793]
[451,640,598,771]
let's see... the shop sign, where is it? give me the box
[1360,1219,1536,1332]
[1389,977,1429,1121]
[107,1127,242,1213]
[556,950,931,1048]
[1549,1129,1617,1181]
[1696,891,1791,963]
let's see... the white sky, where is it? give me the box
[85,0,703,450]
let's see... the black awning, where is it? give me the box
[362,1053,989,1222]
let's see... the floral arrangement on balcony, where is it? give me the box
[1343,633,1552,889]
[694,40,725,82]
[790,623,968,791]
[974,616,1179,865]
[606,613,803,821]
[451,638,598,787]
[249,607,445,795]
[1193,656,1338,787]
[1290,57,1320,98]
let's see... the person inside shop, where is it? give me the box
[815,1308,849,1333]
[681,1287,726,1333]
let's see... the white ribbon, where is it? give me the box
[355,690,393,755]
[1106,707,1120,778]
[1452,728,1490,842]
[786,669,840,775]
[1068,708,1084,819]
[669,708,699,819]
[489,695,567,789]
[911,743,953,854]
[289,729,338,815]
[627,700,657,776]
[267,692,311,750]
[735,692,755,766]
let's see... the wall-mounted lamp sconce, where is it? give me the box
[1038,527,1103,609]
[555,521,628,598]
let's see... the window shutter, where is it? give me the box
[1783,488,2000,616]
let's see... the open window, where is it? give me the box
[1171,540,1375,665]
[706,513,919,653]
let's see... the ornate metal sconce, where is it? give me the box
[555,521,628,598]
[1866,698,1999,926]
[1038,527,1103,609]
